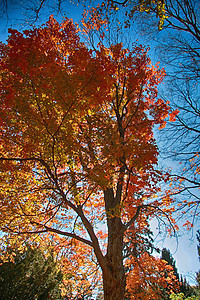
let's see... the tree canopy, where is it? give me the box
[0,15,180,299]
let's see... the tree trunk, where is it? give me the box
[102,228,125,300]
[103,188,126,300]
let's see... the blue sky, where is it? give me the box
[0,0,199,285]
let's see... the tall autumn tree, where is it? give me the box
[0,16,178,299]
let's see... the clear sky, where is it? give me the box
[0,0,199,285]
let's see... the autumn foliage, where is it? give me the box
[0,15,179,299]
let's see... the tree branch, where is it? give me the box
[3,224,93,247]
[124,205,142,231]
[43,224,94,247]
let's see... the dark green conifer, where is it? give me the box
[0,246,63,300]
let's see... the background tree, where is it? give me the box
[0,245,63,300]
[197,230,200,260]
[0,15,179,300]
[167,230,200,300]
[161,248,179,280]
[194,230,200,298]
[179,276,196,298]
[152,0,200,221]
[169,293,198,300]
[161,248,196,299]
[140,0,200,224]
[0,0,167,26]
[160,248,180,300]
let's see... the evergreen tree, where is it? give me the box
[161,248,179,280]
[197,231,200,262]
[195,231,200,296]
[179,276,195,298]
[0,246,63,300]
[158,248,179,299]
[161,248,195,298]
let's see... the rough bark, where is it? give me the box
[103,188,126,300]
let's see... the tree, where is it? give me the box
[161,248,179,281]
[92,0,200,224]
[197,230,200,261]
[107,0,200,224]
[169,293,198,300]
[0,0,69,24]
[0,16,178,299]
[152,0,200,225]
[0,245,63,300]
[72,1,200,227]
[179,276,192,297]
[161,248,196,299]
[195,230,200,297]
[0,0,167,27]
[159,248,180,300]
